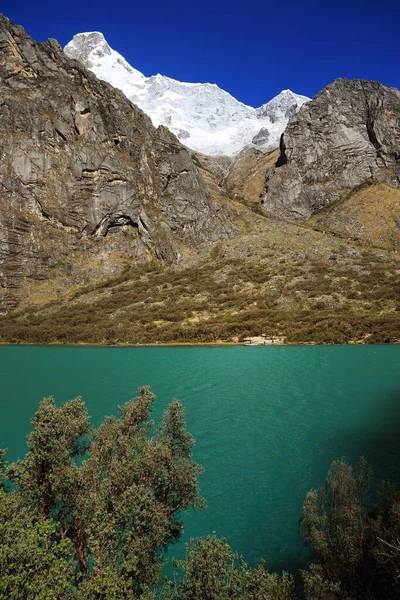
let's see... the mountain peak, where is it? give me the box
[262,78,400,219]
[64,34,310,155]
[278,89,295,95]
[71,31,106,43]
[64,32,113,68]
[257,90,310,118]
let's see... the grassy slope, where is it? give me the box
[1,211,399,345]
[308,182,400,251]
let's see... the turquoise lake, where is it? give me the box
[0,344,399,574]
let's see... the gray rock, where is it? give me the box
[262,78,400,219]
[252,128,270,146]
[175,129,191,140]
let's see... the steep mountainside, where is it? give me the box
[263,78,400,219]
[64,32,309,156]
[0,15,231,312]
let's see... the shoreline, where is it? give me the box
[0,340,398,348]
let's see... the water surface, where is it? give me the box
[0,344,399,573]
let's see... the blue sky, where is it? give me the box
[2,0,399,107]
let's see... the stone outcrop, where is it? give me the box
[262,78,400,219]
[0,15,230,311]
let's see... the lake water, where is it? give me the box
[0,344,399,574]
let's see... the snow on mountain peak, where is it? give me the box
[64,32,112,68]
[256,89,311,122]
[64,33,310,156]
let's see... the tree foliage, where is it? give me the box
[0,489,74,599]
[299,458,371,597]
[367,488,400,599]
[164,533,295,600]
[2,387,204,599]
[301,564,342,600]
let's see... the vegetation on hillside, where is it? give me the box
[1,221,399,345]
[0,142,399,347]
[1,392,400,599]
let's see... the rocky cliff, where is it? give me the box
[262,78,400,219]
[0,15,230,311]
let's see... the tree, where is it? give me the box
[367,488,400,599]
[5,392,400,600]
[0,488,74,599]
[4,387,204,598]
[0,449,6,489]
[299,458,371,598]
[164,533,295,600]
[301,564,342,600]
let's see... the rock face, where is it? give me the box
[0,15,229,311]
[262,79,400,219]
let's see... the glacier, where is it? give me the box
[64,32,310,156]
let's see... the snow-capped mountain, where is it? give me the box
[64,32,310,156]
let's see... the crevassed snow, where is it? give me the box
[64,32,310,156]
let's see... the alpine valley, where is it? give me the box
[0,14,399,345]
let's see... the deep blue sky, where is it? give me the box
[2,0,399,107]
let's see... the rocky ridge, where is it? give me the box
[262,78,400,219]
[0,15,231,311]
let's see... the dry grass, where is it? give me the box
[308,183,400,251]
[1,215,399,346]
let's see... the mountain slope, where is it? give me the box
[308,182,400,251]
[2,214,399,345]
[0,14,231,312]
[64,32,310,156]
